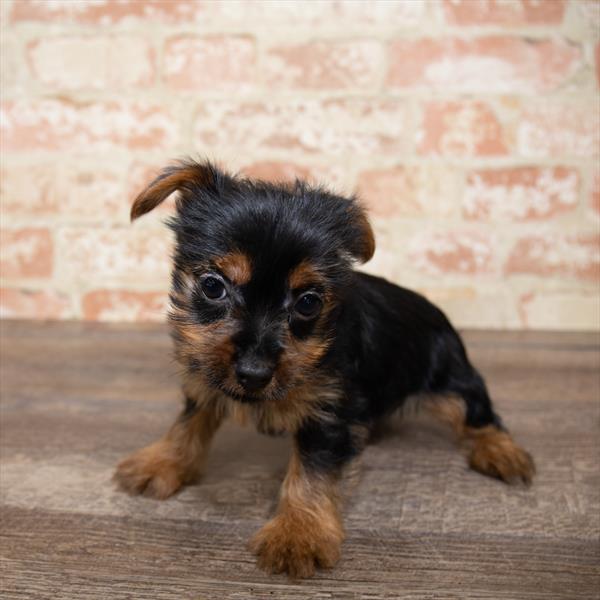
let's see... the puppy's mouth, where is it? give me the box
[197,366,285,404]
[208,378,271,404]
[217,380,289,404]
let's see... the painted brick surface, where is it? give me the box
[357,165,459,218]
[441,1,567,26]
[463,167,580,221]
[1,0,598,331]
[82,290,168,322]
[265,41,384,90]
[0,288,71,319]
[27,36,155,90]
[388,37,581,93]
[506,234,600,281]
[193,99,412,156]
[164,36,256,91]
[409,230,496,276]
[1,228,53,278]
[417,101,508,156]
[1,100,177,151]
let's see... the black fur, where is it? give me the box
[296,272,502,473]
[117,158,535,580]
[136,159,518,475]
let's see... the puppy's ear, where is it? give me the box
[350,209,375,263]
[130,160,217,221]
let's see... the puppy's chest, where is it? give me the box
[229,397,323,435]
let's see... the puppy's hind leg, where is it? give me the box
[114,397,223,499]
[426,368,535,485]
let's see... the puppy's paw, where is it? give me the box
[249,514,342,579]
[468,428,536,485]
[114,441,185,499]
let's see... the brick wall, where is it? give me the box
[1,0,599,330]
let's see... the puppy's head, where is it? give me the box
[132,159,374,403]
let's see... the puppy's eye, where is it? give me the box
[294,292,322,318]
[201,276,226,300]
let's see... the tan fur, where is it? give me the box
[171,311,238,389]
[114,402,223,499]
[273,331,331,389]
[130,164,212,221]
[425,396,535,484]
[355,209,375,263]
[288,260,323,290]
[426,396,466,437]
[249,445,344,578]
[214,251,252,286]
[467,426,536,484]
[276,261,337,392]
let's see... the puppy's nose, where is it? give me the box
[235,360,273,392]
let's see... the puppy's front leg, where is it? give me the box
[114,397,223,499]
[251,420,363,578]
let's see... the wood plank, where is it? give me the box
[2,507,598,600]
[1,320,598,599]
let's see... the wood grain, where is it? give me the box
[1,320,599,599]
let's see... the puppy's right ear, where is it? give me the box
[130,160,216,221]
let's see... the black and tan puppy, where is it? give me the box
[115,159,535,578]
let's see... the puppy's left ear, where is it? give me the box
[347,207,375,264]
[130,160,221,221]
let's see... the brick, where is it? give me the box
[82,290,167,322]
[206,0,423,25]
[442,0,566,26]
[1,100,176,152]
[326,0,427,28]
[10,0,203,24]
[519,291,600,331]
[164,36,256,91]
[204,0,422,26]
[8,0,422,27]
[194,99,411,156]
[0,288,71,319]
[388,37,581,93]
[506,234,600,280]
[240,161,315,182]
[590,172,600,215]
[418,101,507,157]
[27,37,154,90]
[409,231,495,276]
[265,41,383,90]
[0,164,57,215]
[0,228,53,278]
[517,101,600,158]
[57,228,172,284]
[357,165,458,218]
[12,0,421,26]
[1,163,126,221]
[240,161,349,190]
[464,167,580,221]
[419,286,519,329]
[1,33,25,95]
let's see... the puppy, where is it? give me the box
[115,159,535,578]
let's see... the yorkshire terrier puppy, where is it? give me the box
[115,159,535,578]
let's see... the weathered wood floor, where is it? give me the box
[1,320,598,599]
